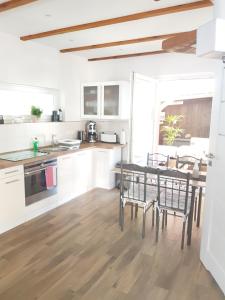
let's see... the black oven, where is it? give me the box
[24,159,57,206]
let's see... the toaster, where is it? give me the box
[100,132,118,143]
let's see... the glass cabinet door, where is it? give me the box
[83,85,99,116]
[103,85,120,117]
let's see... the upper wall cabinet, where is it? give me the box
[81,81,130,120]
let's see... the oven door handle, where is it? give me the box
[25,166,57,176]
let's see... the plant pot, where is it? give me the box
[31,115,40,123]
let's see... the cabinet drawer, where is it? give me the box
[1,175,24,186]
[0,165,24,179]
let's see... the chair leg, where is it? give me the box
[197,187,203,228]
[131,204,134,220]
[194,197,197,222]
[142,209,146,239]
[181,220,186,250]
[135,204,138,218]
[119,197,122,229]
[165,210,168,227]
[152,206,155,228]
[121,205,124,232]
[156,208,160,243]
[162,210,165,231]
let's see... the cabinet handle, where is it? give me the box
[5,179,20,185]
[61,156,72,160]
[4,170,19,175]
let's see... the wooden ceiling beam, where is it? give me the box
[20,0,212,41]
[162,30,197,52]
[88,50,167,61]
[60,32,183,53]
[0,0,37,12]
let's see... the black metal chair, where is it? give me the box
[155,168,192,249]
[147,153,170,168]
[176,155,202,170]
[119,163,157,238]
[176,155,204,224]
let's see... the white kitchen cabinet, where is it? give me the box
[94,148,121,189]
[81,81,130,120]
[73,150,94,197]
[81,84,101,119]
[58,150,94,205]
[57,154,75,205]
[0,166,25,234]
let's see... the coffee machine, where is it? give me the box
[86,121,97,143]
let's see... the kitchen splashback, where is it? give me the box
[0,122,84,154]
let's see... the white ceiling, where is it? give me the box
[0,0,213,59]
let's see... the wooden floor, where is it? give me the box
[0,188,224,300]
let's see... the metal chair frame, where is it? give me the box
[147,153,170,168]
[119,163,157,238]
[176,155,205,226]
[155,168,192,249]
[176,155,202,170]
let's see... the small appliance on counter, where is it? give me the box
[100,132,118,144]
[51,110,58,122]
[58,139,81,150]
[86,121,97,143]
[51,109,64,122]
[77,130,86,143]
[0,115,4,124]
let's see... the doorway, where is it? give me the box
[130,73,215,163]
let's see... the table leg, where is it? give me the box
[187,186,196,246]
[197,187,203,228]
[119,196,122,228]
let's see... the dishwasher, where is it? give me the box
[24,159,57,206]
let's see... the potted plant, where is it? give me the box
[161,114,184,145]
[31,106,43,122]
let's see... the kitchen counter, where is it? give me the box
[0,142,126,170]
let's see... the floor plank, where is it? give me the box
[0,188,223,300]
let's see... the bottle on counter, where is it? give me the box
[32,137,39,152]
[58,109,63,122]
[120,129,126,145]
[192,160,199,178]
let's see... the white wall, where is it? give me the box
[0,122,84,153]
[59,54,91,121]
[0,32,60,88]
[0,31,220,154]
[87,53,218,81]
[0,32,90,123]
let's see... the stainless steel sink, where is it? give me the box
[40,146,68,153]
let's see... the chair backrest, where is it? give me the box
[147,153,169,168]
[157,168,192,214]
[120,163,157,203]
[176,155,202,170]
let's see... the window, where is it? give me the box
[0,83,59,122]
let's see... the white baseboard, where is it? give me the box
[201,249,225,295]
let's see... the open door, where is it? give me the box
[201,63,225,295]
[130,72,158,164]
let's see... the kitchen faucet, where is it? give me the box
[52,134,57,146]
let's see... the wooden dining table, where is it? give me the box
[112,165,207,246]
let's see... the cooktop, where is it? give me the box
[0,150,47,162]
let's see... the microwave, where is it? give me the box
[100,132,118,143]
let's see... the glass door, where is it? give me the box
[102,84,120,118]
[82,85,100,118]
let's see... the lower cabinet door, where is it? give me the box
[94,149,111,189]
[73,150,94,197]
[0,174,25,234]
[57,155,75,204]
